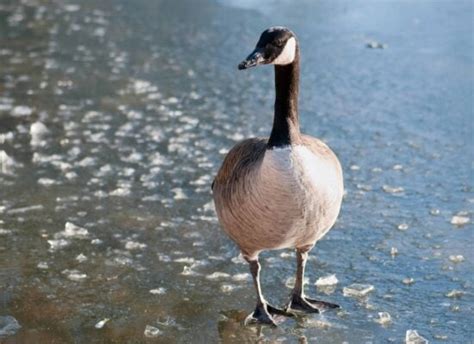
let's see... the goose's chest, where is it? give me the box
[258,145,339,208]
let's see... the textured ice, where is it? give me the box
[144,325,161,338]
[302,318,332,329]
[405,330,429,344]
[375,312,392,325]
[343,283,374,297]
[95,318,109,329]
[315,274,338,287]
[0,316,21,337]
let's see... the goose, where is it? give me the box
[212,26,344,326]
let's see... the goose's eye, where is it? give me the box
[274,40,284,48]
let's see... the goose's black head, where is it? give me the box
[238,26,297,70]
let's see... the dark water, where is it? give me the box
[0,0,473,343]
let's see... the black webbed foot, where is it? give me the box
[286,294,340,314]
[245,302,294,326]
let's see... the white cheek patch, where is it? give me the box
[271,37,296,65]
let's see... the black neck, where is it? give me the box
[267,45,301,148]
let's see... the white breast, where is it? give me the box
[262,145,340,202]
[257,145,342,245]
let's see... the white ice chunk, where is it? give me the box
[62,269,87,281]
[30,121,49,146]
[382,185,404,194]
[109,187,131,197]
[76,253,88,263]
[125,241,147,250]
[450,215,470,226]
[58,222,89,239]
[343,283,374,297]
[172,188,188,200]
[405,330,429,344]
[47,238,70,250]
[231,254,246,264]
[232,273,250,281]
[144,325,161,338]
[448,255,464,263]
[38,178,58,186]
[174,257,195,264]
[11,105,33,117]
[206,272,230,280]
[0,315,21,337]
[315,274,339,287]
[397,223,409,231]
[7,205,43,214]
[181,266,199,276]
[0,150,21,175]
[0,132,15,144]
[220,284,235,293]
[375,312,392,325]
[37,262,49,269]
[95,318,109,329]
[64,4,80,12]
[446,290,464,298]
[286,276,309,289]
[149,288,166,295]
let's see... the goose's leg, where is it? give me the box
[245,257,293,326]
[286,248,340,313]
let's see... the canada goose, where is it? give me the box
[212,27,344,326]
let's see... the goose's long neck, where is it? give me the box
[267,46,301,148]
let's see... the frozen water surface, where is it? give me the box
[0,0,473,342]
